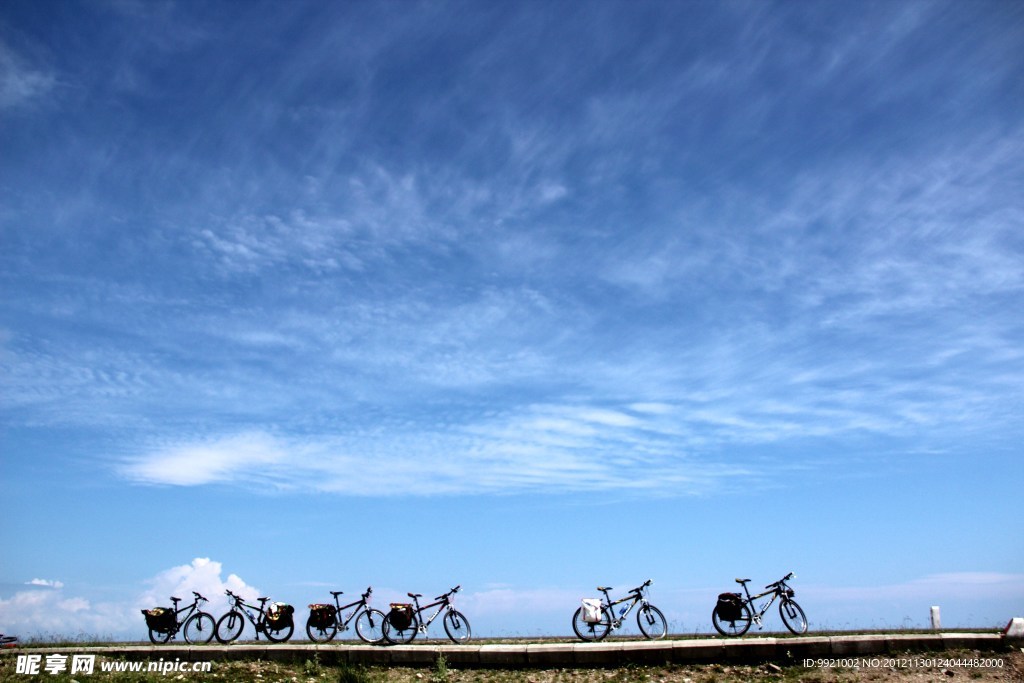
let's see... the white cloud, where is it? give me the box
[120,432,287,486]
[0,558,260,640]
[25,579,64,589]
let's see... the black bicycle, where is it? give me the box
[215,590,295,643]
[382,585,471,644]
[306,586,386,643]
[712,572,807,636]
[141,592,216,644]
[572,579,667,641]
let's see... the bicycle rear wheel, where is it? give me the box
[712,602,752,637]
[148,626,172,644]
[306,615,338,643]
[382,610,418,645]
[443,609,472,643]
[215,611,245,643]
[637,604,668,639]
[779,599,808,634]
[183,612,215,644]
[572,605,611,642]
[264,618,294,643]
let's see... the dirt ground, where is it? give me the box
[1,647,1021,682]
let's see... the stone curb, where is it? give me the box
[3,633,1012,669]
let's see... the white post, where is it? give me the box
[930,606,941,630]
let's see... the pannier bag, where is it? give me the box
[716,593,744,621]
[388,603,414,630]
[308,603,336,629]
[581,598,603,624]
[142,607,175,632]
[266,602,295,628]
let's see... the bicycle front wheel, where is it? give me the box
[711,602,752,637]
[572,606,611,642]
[183,612,216,644]
[779,599,808,634]
[637,604,668,640]
[355,608,386,644]
[382,611,418,645]
[215,611,245,643]
[443,609,472,644]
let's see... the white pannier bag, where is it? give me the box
[581,598,602,623]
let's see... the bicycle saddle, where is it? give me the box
[735,578,750,584]
[258,596,269,602]
[408,593,422,598]
[331,591,343,597]
[597,586,612,592]
[170,596,181,602]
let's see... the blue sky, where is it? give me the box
[1,0,1022,639]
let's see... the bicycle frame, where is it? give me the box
[409,594,453,633]
[330,591,372,631]
[165,592,206,635]
[737,576,794,626]
[600,591,645,629]
[228,594,271,632]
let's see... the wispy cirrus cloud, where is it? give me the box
[0,43,55,110]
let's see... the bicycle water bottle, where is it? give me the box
[619,606,627,616]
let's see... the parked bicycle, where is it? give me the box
[572,579,667,641]
[382,585,471,644]
[215,590,295,643]
[306,586,386,643]
[712,572,807,636]
[141,591,216,644]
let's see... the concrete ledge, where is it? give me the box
[830,634,886,655]
[671,639,727,663]
[5,633,1011,669]
[884,633,944,653]
[774,636,831,660]
[476,645,527,667]
[722,637,777,662]
[572,642,623,666]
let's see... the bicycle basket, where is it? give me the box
[308,603,336,628]
[581,598,602,624]
[267,603,295,628]
[142,607,175,632]
[785,587,795,598]
[388,603,414,630]
[715,593,744,621]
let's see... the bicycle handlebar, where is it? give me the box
[765,572,796,590]
[435,585,461,601]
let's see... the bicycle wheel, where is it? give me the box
[183,612,216,644]
[306,615,338,643]
[637,604,668,640]
[264,618,294,643]
[779,598,808,634]
[215,611,245,643]
[572,605,611,642]
[355,608,386,644]
[443,609,472,644]
[712,602,752,637]
[382,610,418,645]
[148,625,172,644]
